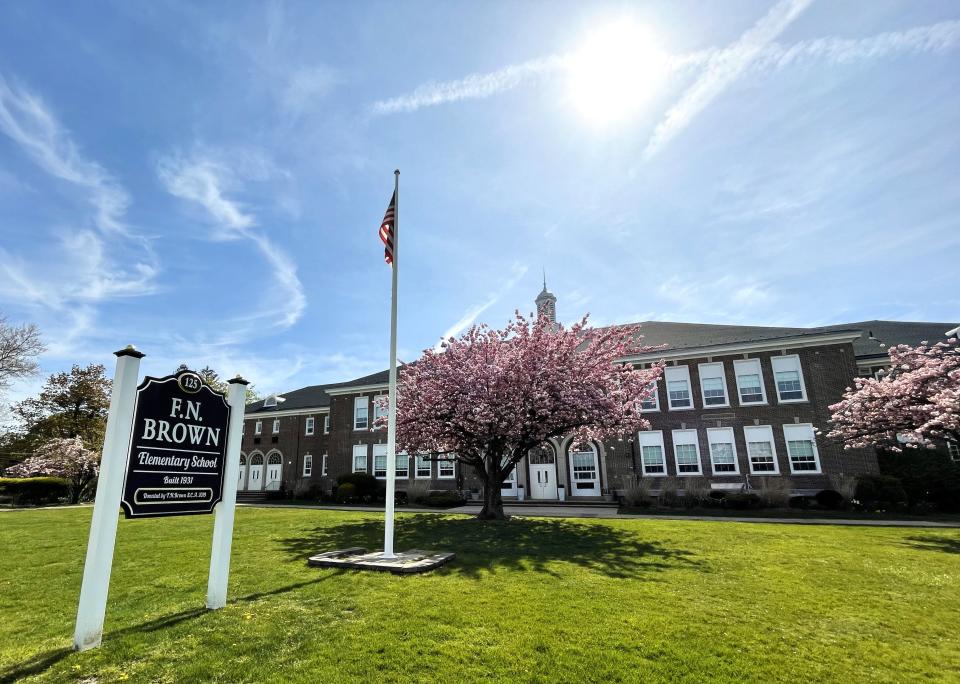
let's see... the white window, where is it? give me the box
[254,420,262,435]
[744,425,779,474]
[734,358,766,405]
[783,424,822,474]
[242,422,245,435]
[640,381,660,412]
[373,443,388,478]
[949,441,960,462]
[664,366,693,410]
[396,453,409,478]
[352,444,368,473]
[638,431,667,476]
[303,453,313,477]
[672,429,702,475]
[305,417,315,436]
[698,362,729,408]
[415,455,431,479]
[706,427,739,475]
[323,415,330,434]
[373,395,389,427]
[437,456,455,479]
[772,355,807,402]
[354,396,369,430]
[321,454,328,477]
[272,419,280,434]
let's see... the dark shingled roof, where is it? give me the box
[246,319,956,414]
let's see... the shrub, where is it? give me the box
[724,492,762,510]
[854,474,908,512]
[789,495,812,509]
[829,473,858,503]
[0,476,71,506]
[336,473,384,501]
[682,477,711,508]
[620,478,653,508]
[406,481,431,505]
[657,477,681,507]
[335,482,357,503]
[878,448,960,513]
[815,489,845,510]
[423,491,466,508]
[756,477,793,508]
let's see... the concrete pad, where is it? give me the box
[308,548,455,574]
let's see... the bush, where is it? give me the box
[620,478,653,508]
[854,474,908,512]
[336,473,384,501]
[406,480,431,505]
[422,491,466,508]
[335,482,357,503]
[878,448,960,513]
[0,477,71,506]
[657,477,681,508]
[829,474,858,503]
[724,492,762,510]
[756,477,793,508]
[789,495,812,509]
[815,489,845,510]
[682,477,711,508]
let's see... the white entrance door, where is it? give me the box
[238,464,247,490]
[530,463,558,499]
[266,454,282,491]
[568,444,601,496]
[248,455,264,491]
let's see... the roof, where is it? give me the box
[247,319,956,414]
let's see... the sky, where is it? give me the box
[0,0,958,406]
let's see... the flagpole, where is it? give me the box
[384,169,400,559]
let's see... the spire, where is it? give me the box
[542,267,547,292]
[535,273,557,324]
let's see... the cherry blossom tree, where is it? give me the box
[827,338,959,451]
[5,437,99,503]
[379,312,664,520]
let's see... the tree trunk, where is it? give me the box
[475,454,508,520]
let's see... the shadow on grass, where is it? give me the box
[0,573,343,683]
[280,514,706,580]
[903,534,960,554]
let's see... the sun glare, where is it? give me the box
[567,20,667,127]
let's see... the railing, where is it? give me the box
[265,479,282,492]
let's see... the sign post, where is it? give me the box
[206,376,248,609]
[74,346,144,652]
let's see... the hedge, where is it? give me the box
[0,477,71,506]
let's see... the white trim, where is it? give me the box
[733,358,767,406]
[664,365,694,411]
[783,423,822,475]
[671,429,703,476]
[244,406,329,419]
[567,442,601,496]
[352,444,368,473]
[326,383,389,396]
[620,331,862,364]
[638,431,667,477]
[395,453,410,479]
[698,361,730,409]
[323,415,330,434]
[640,380,660,412]
[414,454,431,479]
[437,455,456,479]
[321,454,328,477]
[772,354,807,403]
[271,418,280,434]
[706,427,740,475]
[373,443,388,479]
[353,396,369,431]
[744,425,780,475]
[305,416,315,436]
[303,453,313,477]
[254,420,262,435]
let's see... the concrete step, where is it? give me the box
[237,491,268,503]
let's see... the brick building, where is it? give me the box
[238,286,955,501]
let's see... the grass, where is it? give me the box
[1,508,958,683]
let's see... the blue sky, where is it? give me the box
[0,0,958,403]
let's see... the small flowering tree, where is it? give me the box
[5,437,100,503]
[379,312,664,520]
[827,338,959,451]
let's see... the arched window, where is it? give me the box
[268,452,282,465]
[251,454,264,466]
[528,444,555,464]
[239,454,247,466]
[568,442,600,496]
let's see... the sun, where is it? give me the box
[566,20,667,127]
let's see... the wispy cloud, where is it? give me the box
[434,263,528,350]
[643,0,813,160]
[157,150,306,333]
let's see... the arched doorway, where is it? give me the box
[248,453,264,491]
[567,442,601,496]
[528,444,557,500]
[238,453,247,490]
[266,452,283,491]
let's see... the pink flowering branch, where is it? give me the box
[5,436,100,503]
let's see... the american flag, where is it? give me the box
[379,191,396,265]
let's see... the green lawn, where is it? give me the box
[1,508,958,683]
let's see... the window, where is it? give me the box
[272,419,280,434]
[396,453,409,478]
[698,362,729,407]
[672,429,702,475]
[254,420,262,435]
[569,444,599,491]
[437,456,455,479]
[949,441,960,462]
[373,443,388,478]
[783,424,821,473]
[664,366,693,410]
[321,454,328,477]
[744,425,779,474]
[501,459,517,490]
[707,427,739,474]
[373,395,389,427]
[303,454,313,477]
[354,396,369,430]
[415,455,431,479]
[323,415,330,434]
[352,444,367,473]
[305,417,315,436]
[734,359,766,404]
[772,355,806,402]
[638,431,667,475]
[640,381,660,411]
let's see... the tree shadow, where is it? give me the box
[279,514,707,580]
[0,573,343,683]
[902,534,960,554]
